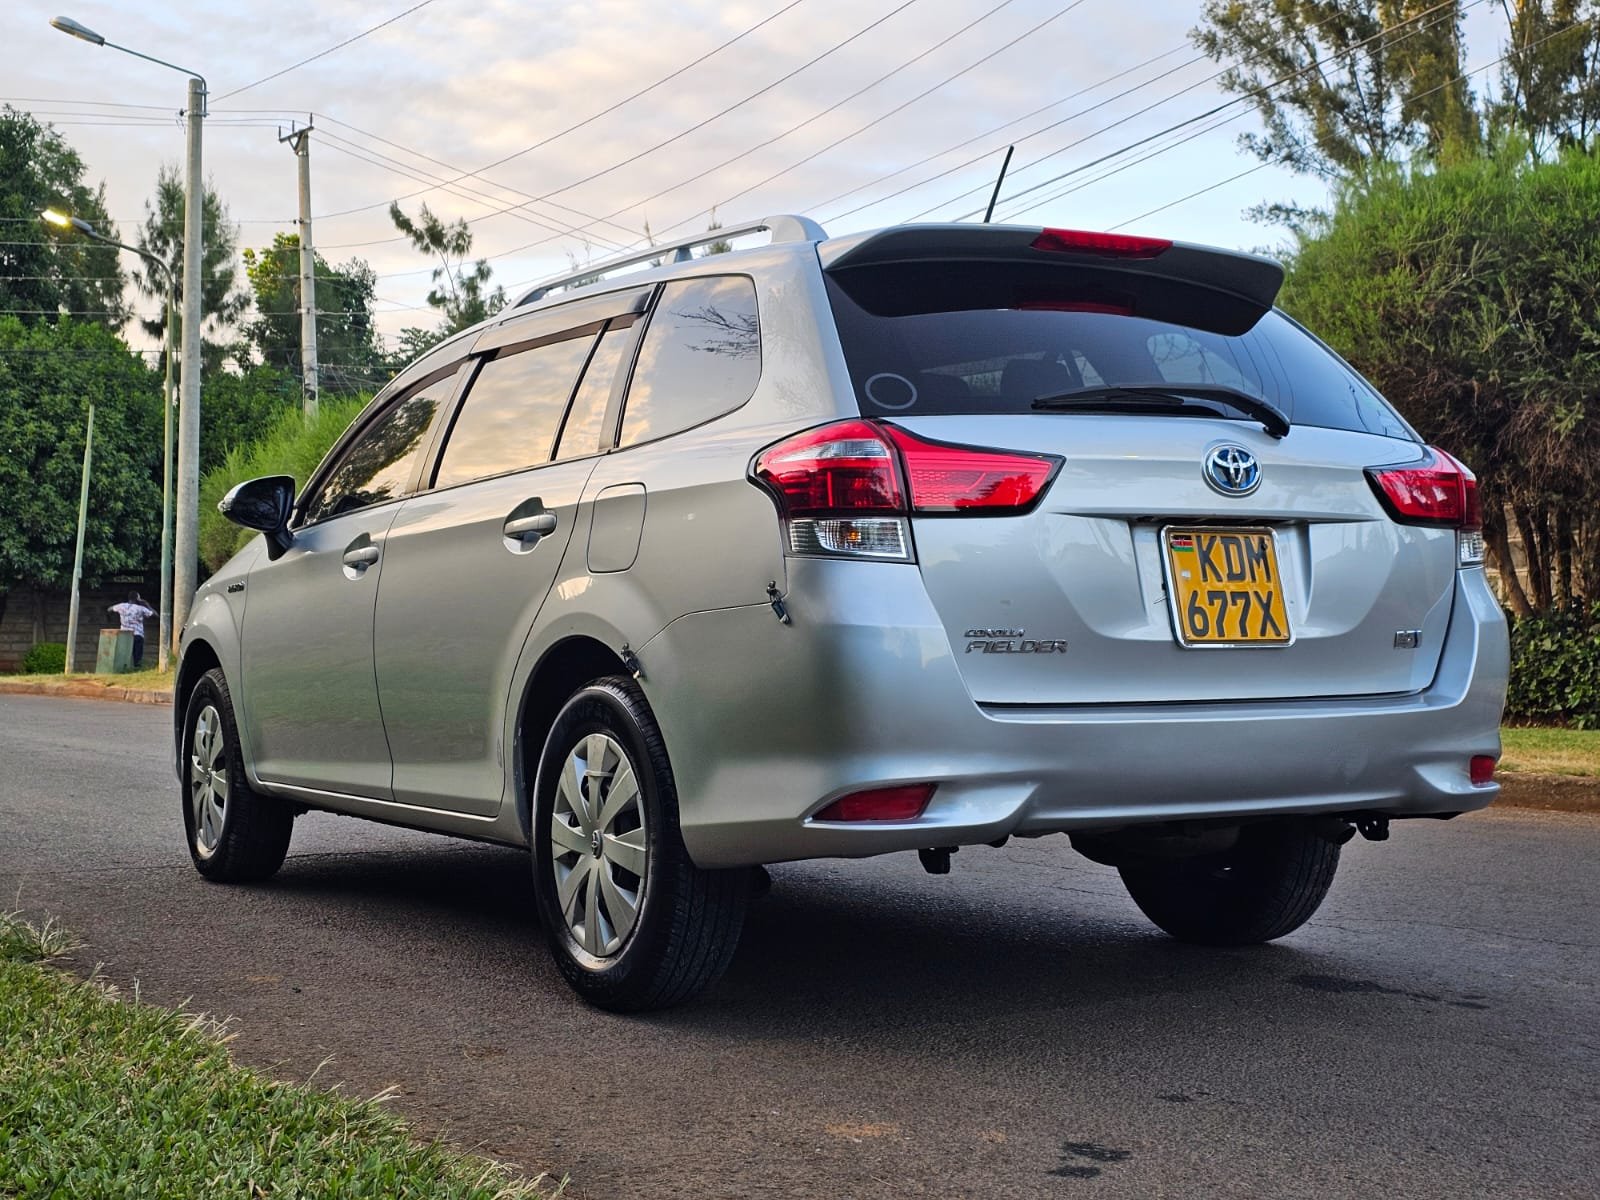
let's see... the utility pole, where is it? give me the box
[173,74,206,651]
[280,121,318,415]
[64,405,95,675]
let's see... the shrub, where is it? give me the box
[198,396,368,572]
[1505,604,1600,729]
[21,642,66,675]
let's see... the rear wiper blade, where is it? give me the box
[1032,385,1290,439]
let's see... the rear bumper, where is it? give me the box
[640,561,1508,868]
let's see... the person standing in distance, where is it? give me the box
[108,590,156,670]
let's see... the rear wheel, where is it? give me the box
[531,677,746,1011]
[181,668,293,882]
[1118,820,1339,945]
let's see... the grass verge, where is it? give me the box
[0,910,554,1199]
[0,667,174,691]
[1500,727,1600,778]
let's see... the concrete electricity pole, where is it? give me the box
[173,75,206,650]
[280,122,319,416]
[46,15,207,660]
[63,406,95,675]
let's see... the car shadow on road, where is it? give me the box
[258,838,1383,1042]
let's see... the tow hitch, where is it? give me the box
[918,846,958,874]
[1356,815,1391,842]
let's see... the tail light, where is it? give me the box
[1366,447,1484,567]
[752,420,1060,561]
[1470,755,1497,786]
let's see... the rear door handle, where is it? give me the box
[343,545,380,567]
[504,513,558,540]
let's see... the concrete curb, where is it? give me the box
[1494,773,1600,815]
[0,680,172,706]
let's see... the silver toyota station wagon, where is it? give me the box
[178,216,1508,1011]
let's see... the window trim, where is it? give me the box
[610,273,763,455]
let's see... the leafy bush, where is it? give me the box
[20,642,66,675]
[1505,605,1600,729]
[198,396,367,572]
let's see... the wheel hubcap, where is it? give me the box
[550,732,648,958]
[189,704,229,857]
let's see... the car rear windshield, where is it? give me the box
[824,265,1412,440]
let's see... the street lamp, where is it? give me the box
[51,14,207,661]
[41,208,178,673]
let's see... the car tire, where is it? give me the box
[181,667,293,882]
[1117,819,1339,945]
[532,676,747,1012]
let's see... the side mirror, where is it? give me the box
[219,475,296,559]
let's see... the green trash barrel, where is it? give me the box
[96,628,133,674]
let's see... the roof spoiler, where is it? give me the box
[818,223,1285,315]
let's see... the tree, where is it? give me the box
[242,233,387,394]
[388,202,505,335]
[132,164,249,364]
[1279,145,1600,614]
[0,107,127,327]
[0,317,161,625]
[197,366,301,478]
[1496,0,1600,156]
[1190,1,1477,181]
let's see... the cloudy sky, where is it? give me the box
[9,0,1513,358]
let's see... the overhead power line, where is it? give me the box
[508,0,1098,262]
[310,0,813,223]
[933,0,1487,223]
[314,113,644,245]
[213,0,439,103]
[1099,15,1593,233]
[318,0,922,251]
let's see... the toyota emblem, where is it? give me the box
[1203,445,1261,496]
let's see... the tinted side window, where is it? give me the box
[554,320,638,462]
[433,334,595,489]
[303,376,453,524]
[619,276,760,448]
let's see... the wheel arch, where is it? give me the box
[513,635,631,841]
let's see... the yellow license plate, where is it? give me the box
[1163,528,1291,647]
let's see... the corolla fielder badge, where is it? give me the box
[1203,444,1262,497]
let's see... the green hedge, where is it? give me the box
[198,397,367,573]
[20,643,66,675]
[1506,605,1600,729]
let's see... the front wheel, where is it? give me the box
[181,667,293,882]
[1118,820,1340,945]
[531,677,746,1011]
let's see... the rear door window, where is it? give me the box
[554,318,639,461]
[433,333,596,489]
[618,275,760,448]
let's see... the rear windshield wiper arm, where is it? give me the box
[1032,385,1290,439]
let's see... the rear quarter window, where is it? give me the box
[619,275,761,448]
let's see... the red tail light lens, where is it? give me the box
[752,419,902,516]
[813,784,934,822]
[753,421,1062,561]
[1367,447,1480,528]
[1470,755,1497,786]
[883,424,1058,514]
[1030,228,1172,259]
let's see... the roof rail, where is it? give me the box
[513,213,827,306]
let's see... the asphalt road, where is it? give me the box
[2,694,1596,1199]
